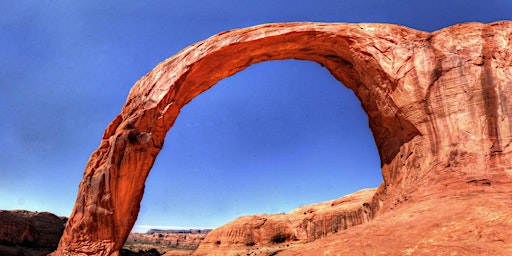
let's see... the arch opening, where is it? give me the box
[52,23,430,255]
[133,59,382,231]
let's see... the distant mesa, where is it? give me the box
[146,229,212,235]
[124,228,210,254]
[50,20,512,255]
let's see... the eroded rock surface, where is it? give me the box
[277,192,512,255]
[52,21,512,255]
[193,189,376,255]
[0,210,67,256]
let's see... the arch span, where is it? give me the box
[53,21,512,255]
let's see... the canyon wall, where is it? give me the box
[0,210,67,256]
[52,21,512,255]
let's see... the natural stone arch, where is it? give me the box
[52,21,512,255]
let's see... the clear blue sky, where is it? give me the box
[1,1,510,232]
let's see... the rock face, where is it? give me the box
[277,191,512,255]
[52,21,512,255]
[193,188,376,255]
[196,188,512,255]
[0,210,67,256]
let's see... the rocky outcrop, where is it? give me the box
[0,210,67,256]
[193,188,375,255]
[278,192,512,255]
[52,21,512,255]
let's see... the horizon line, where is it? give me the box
[131,225,215,233]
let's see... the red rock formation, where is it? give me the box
[0,210,67,256]
[278,192,512,255]
[52,21,512,255]
[193,188,375,255]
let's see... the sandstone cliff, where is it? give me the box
[194,187,512,255]
[0,210,67,256]
[52,21,512,255]
[194,189,375,255]
[277,192,512,255]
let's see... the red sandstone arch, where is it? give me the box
[52,21,512,255]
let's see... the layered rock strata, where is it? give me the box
[52,21,512,255]
[0,210,67,256]
[277,192,512,255]
[193,188,375,255]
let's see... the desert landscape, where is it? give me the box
[123,229,210,255]
[2,2,512,256]
[0,188,381,255]
[0,209,206,256]
[2,181,511,255]
[3,20,512,255]
[45,20,512,255]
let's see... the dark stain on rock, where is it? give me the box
[480,26,502,155]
